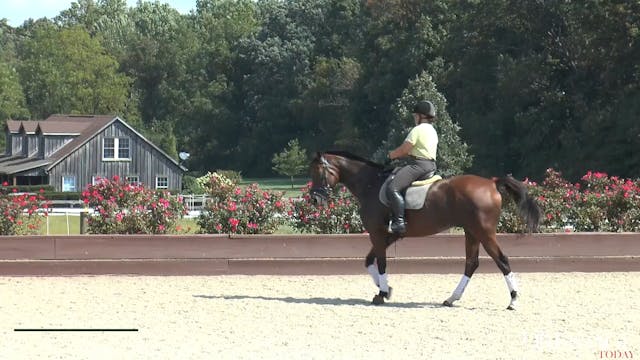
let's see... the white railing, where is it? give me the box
[181,194,209,212]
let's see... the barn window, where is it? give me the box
[156,176,168,189]
[126,175,139,185]
[103,137,130,160]
[62,176,76,192]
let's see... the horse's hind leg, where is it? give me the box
[480,234,519,310]
[365,247,379,288]
[370,235,392,305]
[443,231,479,307]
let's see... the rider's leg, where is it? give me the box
[386,168,414,235]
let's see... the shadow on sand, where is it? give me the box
[193,294,444,309]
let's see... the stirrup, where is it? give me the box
[387,220,406,234]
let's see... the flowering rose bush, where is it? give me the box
[288,183,365,234]
[82,176,187,234]
[0,181,49,235]
[198,181,286,234]
[195,171,238,198]
[498,169,640,233]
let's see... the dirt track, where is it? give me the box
[2,272,639,359]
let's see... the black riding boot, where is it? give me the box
[387,188,407,235]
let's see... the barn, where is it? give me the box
[0,115,185,191]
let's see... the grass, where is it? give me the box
[38,215,201,235]
[38,215,298,235]
[241,177,309,198]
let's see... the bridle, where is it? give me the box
[309,155,337,201]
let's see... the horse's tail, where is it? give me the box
[494,175,541,233]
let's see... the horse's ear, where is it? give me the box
[314,152,322,160]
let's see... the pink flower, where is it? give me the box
[1,181,7,186]
[113,175,120,182]
[227,201,237,211]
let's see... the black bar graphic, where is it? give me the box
[14,329,138,332]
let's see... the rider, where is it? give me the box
[386,100,439,235]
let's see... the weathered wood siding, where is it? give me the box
[41,136,75,158]
[12,134,22,155]
[4,129,10,155]
[27,134,38,157]
[48,121,182,191]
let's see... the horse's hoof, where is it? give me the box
[507,305,516,311]
[442,300,453,307]
[372,294,385,305]
[383,287,393,300]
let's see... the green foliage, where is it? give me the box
[0,61,29,121]
[195,171,238,200]
[18,25,132,118]
[181,175,205,194]
[498,169,640,233]
[375,71,473,177]
[2,0,639,183]
[216,170,243,185]
[272,139,308,187]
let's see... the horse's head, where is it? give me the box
[309,153,340,206]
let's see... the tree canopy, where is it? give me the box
[1,0,638,181]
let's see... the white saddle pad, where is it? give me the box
[379,175,442,210]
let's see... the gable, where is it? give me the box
[46,116,185,172]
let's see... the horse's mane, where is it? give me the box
[323,150,385,170]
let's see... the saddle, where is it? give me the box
[379,171,443,210]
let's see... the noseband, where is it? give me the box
[310,156,336,200]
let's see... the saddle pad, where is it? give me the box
[411,175,442,187]
[379,175,442,210]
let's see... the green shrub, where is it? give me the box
[498,169,640,233]
[197,182,286,234]
[1,182,49,235]
[216,170,242,184]
[81,175,188,234]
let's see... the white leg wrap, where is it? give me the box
[505,272,518,293]
[367,264,380,287]
[446,275,470,304]
[505,272,518,309]
[378,273,389,293]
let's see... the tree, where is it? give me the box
[375,71,472,177]
[18,25,131,118]
[272,139,308,188]
[0,61,28,120]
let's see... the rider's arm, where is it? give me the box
[388,141,413,160]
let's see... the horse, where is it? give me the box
[309,151,541,310]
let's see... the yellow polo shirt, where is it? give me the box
[405,123,438,160]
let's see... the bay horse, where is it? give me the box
[309,151,541,309]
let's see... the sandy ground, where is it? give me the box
[1,272,639,360]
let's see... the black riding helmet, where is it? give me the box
[413,101,436,118]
